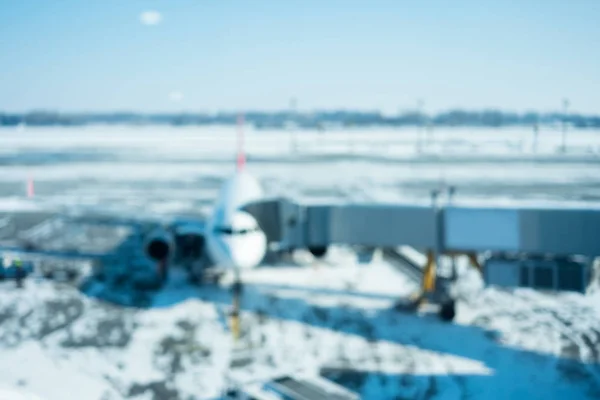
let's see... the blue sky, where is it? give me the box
[1,0,599,113]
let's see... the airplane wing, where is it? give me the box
[0,209,207,261]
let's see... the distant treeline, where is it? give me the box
[1,110,600,129]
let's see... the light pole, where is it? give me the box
[532,122,539,154]
[561,98,570,153]
[446,185,457,281]
[290,97,298,154]
[416,99,424,153]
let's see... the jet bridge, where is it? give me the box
[243,198,600,296]
[444,206,600,257]
[445,206,600,293]
[243,198,439,250]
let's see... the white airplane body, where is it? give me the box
[205,114,267,271]
[206,169,267,270]
[142,115,268,275]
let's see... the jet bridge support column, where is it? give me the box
[422,251,436,294]
[421,190,443,298]
[414,191,457,321]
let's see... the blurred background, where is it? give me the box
[1,0,600,213]
[1,2,600,400]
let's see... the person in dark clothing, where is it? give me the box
[14,259,24,288]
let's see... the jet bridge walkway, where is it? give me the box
[243,197,600,313]
[244,197,600,259]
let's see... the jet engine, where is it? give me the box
[144,228,176,262]
[308,246,328,258]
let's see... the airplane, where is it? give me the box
[147,114,269,277]
[205,114,267,272]
[0,114,326,287]
[140,114,334,285]
[0,115,481,323]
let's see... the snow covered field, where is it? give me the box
[1,258,599,399]
[0,126,599,399]
[1,125,600,212]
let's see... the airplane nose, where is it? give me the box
[228,242,254,269]
[207,219,267,270]
[221,232,266,270]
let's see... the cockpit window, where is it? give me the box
[215,226,234,235]
[214,226,259,235]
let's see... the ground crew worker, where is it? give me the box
[14,258,24,288]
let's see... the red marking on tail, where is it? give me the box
[236,113,246,171]
[26,177,34,198]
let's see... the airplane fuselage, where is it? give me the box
[205,170,267,270]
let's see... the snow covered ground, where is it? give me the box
[0,126,599,399]
[1,125,600,212]
[1,256,599,399]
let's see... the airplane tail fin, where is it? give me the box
[236,113,246,171]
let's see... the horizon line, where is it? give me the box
[1,108,597,117]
